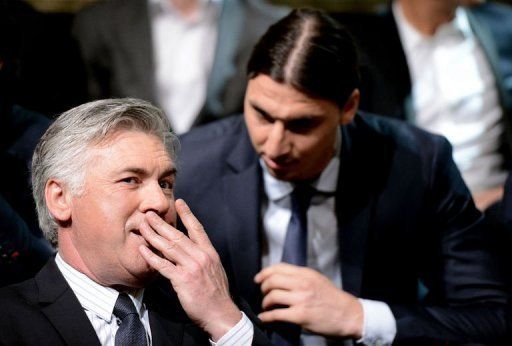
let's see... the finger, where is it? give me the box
[255,263,304,283]
[175,199,213,248]
[139,244,177,280]
[258,306,301,325]
[145,211,207,260]
[261,289,296,310]
[146,210,191,246]
[140,217,191,265]
[259,272,301,295]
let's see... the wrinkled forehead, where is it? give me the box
[85,130,175,171]
[91,129,173,155]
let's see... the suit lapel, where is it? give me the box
[200,0,245,120]
[467,8,507,103]
[35,259,101,346]
[145,283,186,346]
[337,115,393,297]
[385,10,415,121]
[467,7,512,159]
[222,123,262,309]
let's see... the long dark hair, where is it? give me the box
[247,8,361,108]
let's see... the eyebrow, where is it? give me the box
[120,166,177,179]
[251,103,272,119]
[250,101,321,121]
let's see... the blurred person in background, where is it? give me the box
[73,0,288,134]
[340,0,512,211]
[0,0,54,287]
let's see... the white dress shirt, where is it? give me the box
[149,0,221,134]
[393,1,507,193]
[260,131,396,346]
[55,253,253,345]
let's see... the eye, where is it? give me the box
[159,180,174,191]
[253,106,274,124]
[121,177,140,184]
[287,118,318,134]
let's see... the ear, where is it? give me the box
[45,179,72,225]
[339,89,360,125]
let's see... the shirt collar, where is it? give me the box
[149,0,222,23]
[393,1,472,53]
[55,253,145,322]
[261,128,341,202]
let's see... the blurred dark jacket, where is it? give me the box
[334,2,512,169]
[73,0,288,128]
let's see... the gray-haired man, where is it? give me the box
[0,98,269,345]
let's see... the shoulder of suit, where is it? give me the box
[179,115,245,145]
[469,2,512,23]
[0,278,38,308]
[354,112,451,156]
[246,0,290,21]
[74,0,143,27]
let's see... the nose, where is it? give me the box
[264,121,289,159]
[140,181,172,217]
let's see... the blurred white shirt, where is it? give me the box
[149,0,221,134]
[394,1,507,193]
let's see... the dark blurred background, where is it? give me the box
[25,0,512,13]
[8,0,511,118]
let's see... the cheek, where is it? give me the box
[245,115,267,145]
[294,135,321,157]
[83,197,138,242]
[164,207,177,227]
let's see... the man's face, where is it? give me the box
[244,74,357,182]
[64,130,176,288]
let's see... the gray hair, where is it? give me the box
[32,98,178,246]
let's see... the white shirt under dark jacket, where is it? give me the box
[393,1,508,194]
[260,130,396,346]
[55,253,253,345]
[149,0,221,134]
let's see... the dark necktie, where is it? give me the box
[282,184,315,266]
[114,293,148,346]
[272,184,315,346]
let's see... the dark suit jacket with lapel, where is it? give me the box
[175,114,509,344]
[72,0,288,127]
[0,258,271,345]
[0,104,53,288]
[334,2,512,167]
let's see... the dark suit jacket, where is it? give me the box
[0,194,53,288]
[490,172,512,294]
[1,104,52,235]
[72,0,288,128]
[0,104,53,287]
[175,114,509,344]
[334,2,512,166]
[0,258,271,345]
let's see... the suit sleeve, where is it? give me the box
[390,137,509,344]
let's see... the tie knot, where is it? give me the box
[291,184,315,213]
[114,293,139,320]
